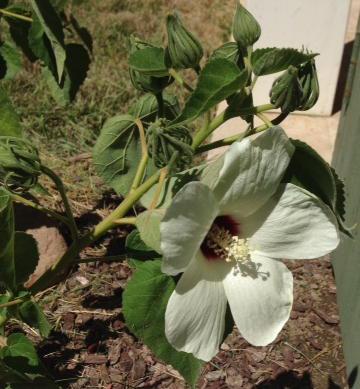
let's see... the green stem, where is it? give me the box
[11,193,70,227]
[195,133,245,154]
[256,112,273,127]
[29,170,161,294]
[113,216,137,225]
[195,111,289,154]
[130,119,148,192]
[93,170,160,237]
[0,8,33,22]
[41,165,78,241]
[0,298,26,310]
[168,68,194,92]
[191,103,275,149]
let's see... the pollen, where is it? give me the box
[203,223,250,264]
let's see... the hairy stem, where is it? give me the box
[11,193,70,227]
[155,92,164,118]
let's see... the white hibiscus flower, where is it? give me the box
[160,127,339,362]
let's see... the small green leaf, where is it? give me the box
[42,43,90,105]
[0,188,15,291]
[285,140,349,235]
[30,0,66,81]
[252,48,317,76]
[14,232,39,287]
[0,333,59,387]
[173,59,247,124]
[136,209,165,253]
[0,41,21,80]
[3,5,37,63]
[125,229,161,260]
[123,260,203,387]
[0,87,22,137]
[0,333,39,367]
[129,93,180,120]
[140,165,203,209]
[129,47,169,77]
[19,301,52,337]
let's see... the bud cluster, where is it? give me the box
[146,119,193,170]
[270,60,319,113]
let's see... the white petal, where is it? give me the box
[160,182,219,276]
[214,127,294,217]
[223,253,293,346]
[165,254,230,361]
[243,183,340,259]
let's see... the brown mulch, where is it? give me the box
[28,251,347,388]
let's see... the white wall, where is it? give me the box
[245,0,351,116]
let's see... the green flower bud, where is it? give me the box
[232,2,261,49]
[146,119,193,170]
[128,36,173,94]
[270,66,303,113]
[166,12,203,70]
[209,42,240,65]
[297,59,319,111]
[0,136,41,193]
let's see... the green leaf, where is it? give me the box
[0,41,22,80]
[136,209,165,253]
[93,115,154,195]
[93,93,179,195]
[129,47,169,77]
[251,48,317,76]
[28,14,54,70]
[0,188,16,291]
[19,301,52,337]
[285,140,349,236]
[42,43,90,105]
[173,59,247,124]
[0,333,59,387]
[123,260,203,387]
[125,229,161,261]
[129,92,180,120]
[0,87,22,137]
[30,0,66,81]
[14,232,39,287]
[3,5,37,63]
